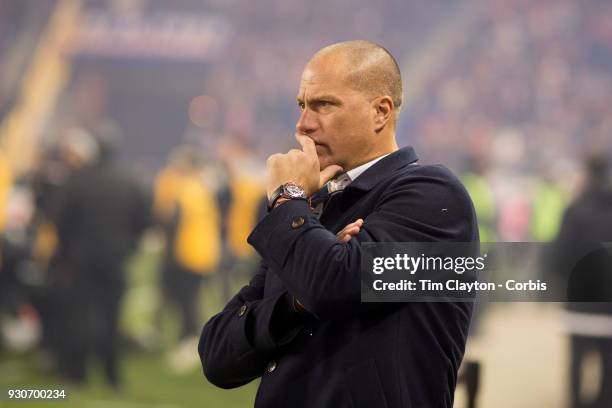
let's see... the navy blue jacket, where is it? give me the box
[199,147,479,407]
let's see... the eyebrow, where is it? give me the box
[296,94,342,104]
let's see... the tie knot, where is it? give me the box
[327,173,351,193]
[309,174,351,218]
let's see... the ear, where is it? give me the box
[372,96,394,132]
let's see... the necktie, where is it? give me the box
[309,174,351,219]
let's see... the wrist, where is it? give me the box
[267,182,307,211]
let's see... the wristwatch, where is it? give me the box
[268,182,307,211]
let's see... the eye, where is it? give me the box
[312,101,333,111]
[298,101,305,111]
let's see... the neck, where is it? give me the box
[345,136,398,172]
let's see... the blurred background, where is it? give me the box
[0,0,611,407]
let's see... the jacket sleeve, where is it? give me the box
[198,261,307,388]
[247,168,478,320]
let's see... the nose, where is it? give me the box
[296,107,318,135]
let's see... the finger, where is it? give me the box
[336,227,351,238]
[337,225,360,239]
[336,220,363,237]
[344,225,360,233]
[346,226,361,235]
[339,230,359,243]
[295,134,317,157]
[338,234,352,243]
[336,227,350,238]
[345,219,364,229]
[320,164,344,185]
[339,231,354,243]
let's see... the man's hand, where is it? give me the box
[266,134,343,198]
[336,219,364,243]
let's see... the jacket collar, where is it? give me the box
[345,146,418,193]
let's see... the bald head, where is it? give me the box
[296,40,401,170]
[309,40,403,117]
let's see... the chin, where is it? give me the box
[318,156,332,170]
[316,149,341,171]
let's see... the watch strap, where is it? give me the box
[267,182,307,211]
[267,185,285,211]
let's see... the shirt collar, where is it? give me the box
[346,154,391,181]
[348,146,419,192]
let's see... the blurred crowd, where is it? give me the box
[0,123,266,388]
[408,0,612,243]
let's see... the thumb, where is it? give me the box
[319,164,344,186]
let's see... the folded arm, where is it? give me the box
[198,262,306,388]
[247,169,477,320]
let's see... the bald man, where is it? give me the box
[199,41,478,407]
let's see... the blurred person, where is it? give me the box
[0,178,38,352]
[530,165,569,242]
[218,138,265,298]
[153,146,193,225]
[461,156,497,243]
[0,144,66,353]
[10,147,66,364]
[153,146,222,373]
[458,157,493,406]
[32,141,108,370]
[54,126,150,389]
[0,145,77,358]
[218,138,265,262]
[556,152,612,408]
[0,148,14,314]
[199,40,478,407]
[0,139,96,363]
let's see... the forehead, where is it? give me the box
[297,58,352,98]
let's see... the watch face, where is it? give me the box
[285,183,305,198]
